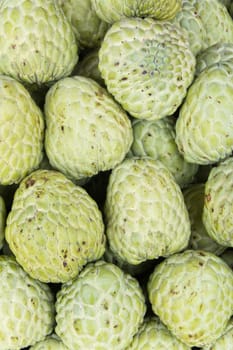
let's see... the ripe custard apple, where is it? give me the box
[126,316,191,350]
[202,319,233,350]
[30,334,69,350]
[175,60,233,165]
[98,17,195,121]
[202,157,233,247]
[104,157,191,265]
[5,169,106,283]
[195,42,233,76]
[44,76,133,182]
[58,0,109,50]
[128,117,198,188]
[55,260,146,350]
[0,196,6,249]
[147,249,233,347]
[0,0,78,86]
[183,183,225,255]
[91,0,182,23]
[0,255,55,350]
[0,75,44,185]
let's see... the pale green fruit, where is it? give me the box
[176,61,233,165]
[104,157,191,265]
[99,17,195,121]
[5,169,106,283]
[45,76,133,181]
[55,260,146,350]
[0,75,44,185]
[0,0,78,86]
[196,43,233,76]
[127,316,191,350]
[0,255,55,350]
[203,157,233,247]
[30,334,69,350]
[73,47,105,86]
[58,0,109,50]
[0,196,6,249]
[128,117,198,188]
[183,183,225,255]
[91,0,182,23]
[147,250,233,347]
[202,319,233,349]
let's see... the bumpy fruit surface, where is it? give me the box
[0,0,78,86]
[202,319,233,349]
[5,169,105,283]
[183,183,225,255]
[0,75,44,185]
[91,0,181,23]
[58,0,109,49]
[99,17,195,120]
[127,316,191,349]
[0,196,6,249]
[0,255,55,350]
[148,250,233,347]
[128,117,198,188]
[55,260,146,349]
[104,157,191,264]
[45,76,133,181]
[176,61,233,165]
[30,334,69,350]
[203,157,233,247]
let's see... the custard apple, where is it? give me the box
[147,249,233,347]
[128,117,198,188]
[91,0,182,23]
[203,157,233,247]
[0,75,44,185]
[44,76,133,181]
[0,255,55,350]
[55,260,146,349]
[5,169,106,283]
[202,319,233,349]
[98,17,195,120]
[30,334,69,350]
[176,60,233,165]
[104,157,191,265]
[0,196,6,249]
[0,0,78,86]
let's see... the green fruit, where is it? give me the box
[55,260,146,349]
[183,183,225,255]
[104,157,191,264]
[30,334,69,350]
[5,169,106,283]
[203,157,233,247]
[127,316,191,349]
[44,76,133,181]
[202,319,233,349]
[176,61,233,165]
[147,250,233,347]
[99,17,195,120]
[128,117,198,188]
[0,0,78,86]
[0,196,6,249]
[0,75,44,185]
[0,255,55,350]
[91,0,182,23]
[58,0,109,50]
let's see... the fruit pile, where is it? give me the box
[0,0,233,349]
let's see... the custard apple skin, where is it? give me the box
[128,117,198,188]
[104,157,191,265]
[0,75,44,185]
[45,76,133,181]
[175,61,233,165]
[30,334,69,350]
[0,196,6,249]
[55,260,146,350]
[183,183,225,255]
[91,0,182,23]
[0,255,55,350]
[98,17,196,121]
[5,169,106,283]
[58,0,109,50]
[202,319,233,350]
[126,317,191,350]
[0,0,78,86]
[202,157,233,247]
[147,250,233,347]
